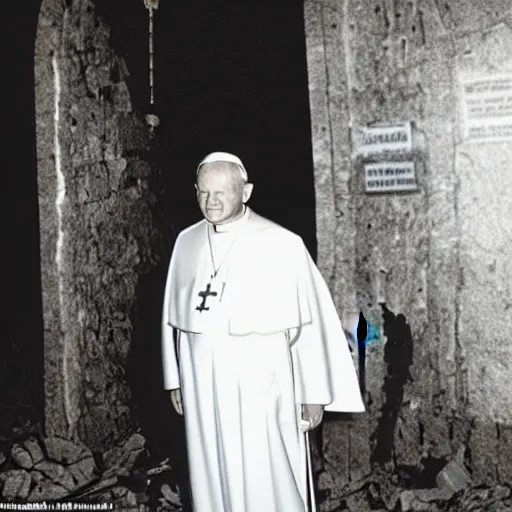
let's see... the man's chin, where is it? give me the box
[205,211,224,223]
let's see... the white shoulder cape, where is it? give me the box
[162,209,365,412]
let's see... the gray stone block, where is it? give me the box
[436,447,471,493]
[28,480,69,501]
[103,432,146,474]
[67,456,96,487]
[399,488,452,511]
[11,444,34,470]
[1,470,31,501]
[23,438,45,466]
[44,437,91,465]
[34,460,75,491]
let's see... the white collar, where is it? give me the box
[209,206,250,234]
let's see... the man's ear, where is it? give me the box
[243,183,254,203]
[194,184,199,193]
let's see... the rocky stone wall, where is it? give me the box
[304,0,512,497]
[35,0,160,450]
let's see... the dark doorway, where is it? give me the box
[102,0,317,254]
[155,3,317,257]
[10,0,44,440]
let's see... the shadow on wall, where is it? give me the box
[371,304,414,467]
[126,233,192,511]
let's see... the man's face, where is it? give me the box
[195,162,251,225]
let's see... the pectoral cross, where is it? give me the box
[196,283,218,312]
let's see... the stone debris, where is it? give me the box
[68,475,118,502]
[315,448,511,512]
[368,480,401,511]
[10,444,34,469]
[161,483,182,506]
[28,480,69,501]
[398,447,473,511]
[439,484,512,512]
[0,436,98,503]
[400,487,454,511]
[30,470,45,483]
[44,436,92,465]
[67,455,96,487]
[0,470,31,501]
[435,446,472,493]
[17,470,32,500]
[319,474,511,512]
[0,431,182,510]
[104,485,138,508]
[34,460,76,490]
[2,429,510,511]
[23,437,45,466]
[102,432,146,478]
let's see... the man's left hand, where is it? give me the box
[301,404,324,432]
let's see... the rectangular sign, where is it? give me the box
[365,162,417,193]
[460,73,512,142]
[352,122,412,155]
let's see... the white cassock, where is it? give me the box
[162,207,365,512]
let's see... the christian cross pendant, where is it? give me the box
[196,283,218,312]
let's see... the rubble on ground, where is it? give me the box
[316,448,512,511]
[0,431,183,511]
[2,432,511,511]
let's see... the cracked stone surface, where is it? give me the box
[35,0,161,450]
[305,0,512,492]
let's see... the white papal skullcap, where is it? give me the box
[197,151,249,182]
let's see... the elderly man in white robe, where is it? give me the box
[161,151,365,512]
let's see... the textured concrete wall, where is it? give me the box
[35,0,160,450]
[304,0,512,493]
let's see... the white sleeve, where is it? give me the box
[162,257,181,390]
[290,243,365,412]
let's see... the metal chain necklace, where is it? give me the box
[207,226,241,279]
[207,207,249,278]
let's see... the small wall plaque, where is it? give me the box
[364,161,417,193]
[353,122,412,155]
[460,73,512,142]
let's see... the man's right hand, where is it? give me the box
[170,388,183,415]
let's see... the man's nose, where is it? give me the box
[206,193,219,207]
